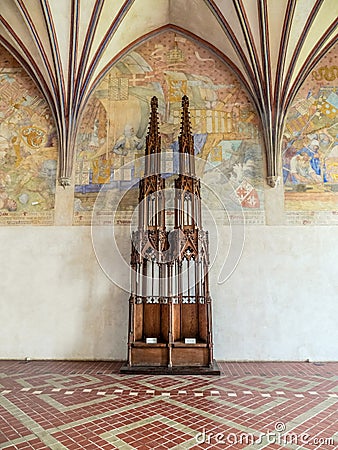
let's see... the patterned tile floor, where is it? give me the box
[0,361,337,449]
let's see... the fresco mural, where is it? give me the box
[283,45,338,224]
[0,46,57,225]
[73,32,264,226]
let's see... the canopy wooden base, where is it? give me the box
[120,359,221,375]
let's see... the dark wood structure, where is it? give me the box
[120,96,220,375]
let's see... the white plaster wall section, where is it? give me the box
[0,227,127,360]
[0,226,337,361]
[212,226,338,361]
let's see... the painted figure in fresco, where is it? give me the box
[39,159,57,194]
[113,124,143,156]
[308,140,321,174]
[290,151,322,184]
[297,139,325,180]
[284,137,328,184]
[324,135,338,182]
[0,192,17,211]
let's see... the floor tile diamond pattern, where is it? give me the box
[0,361,337,449]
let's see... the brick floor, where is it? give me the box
[0,361,337,449]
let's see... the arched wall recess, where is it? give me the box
[203,0,338,188]
[0,45,58,225]
[73,29,266,226]
[282,43,338,223]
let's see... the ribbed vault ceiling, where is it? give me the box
[1,0,337,185]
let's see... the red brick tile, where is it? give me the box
[0,360,337,449]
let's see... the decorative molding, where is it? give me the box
[266,176,280,189]
[59,177,72,188]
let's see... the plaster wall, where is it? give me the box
[1,224,337,361]
[0,35,337,363]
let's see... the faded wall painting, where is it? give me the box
[0,46,57,225]
[74,32,264,226]
[283,45,338,225]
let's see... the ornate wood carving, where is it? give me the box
[121,95,219,375]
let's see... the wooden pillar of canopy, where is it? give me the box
[121,96,220,375]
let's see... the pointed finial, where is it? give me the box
[182,95,189,108]
[148,96,159,137]
[151,96,158,110]
[145,96,161,168]
[178,95,195,176]
[180,95,192,139]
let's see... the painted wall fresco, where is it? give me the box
[73,32,264,226]
[0,46,58,225]
[283,45,338,225]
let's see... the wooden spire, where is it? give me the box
[179,95,194,155]
[144,96,161,176]
[146,96,161,154]
[178,95,195,176]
